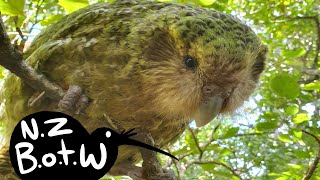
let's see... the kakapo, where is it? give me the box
[0,0,266,179]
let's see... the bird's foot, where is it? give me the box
[109,161,144,180]
[58,85,89,115]
[150,169,176,180]
[109,162,175,180]
[142,163,176,180]
[127,171,145,180]
[135,129,177,180]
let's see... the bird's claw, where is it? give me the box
[127,171,145,180]
[150,169,176,180]
[58,85,89,115]
[133,129,177,180]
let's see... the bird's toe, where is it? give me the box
[150,169,176,180]
[58,85,89,114]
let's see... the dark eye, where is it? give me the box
[184,56,197,69]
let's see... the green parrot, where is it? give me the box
[0,0,267,179]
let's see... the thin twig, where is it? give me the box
[28,0,45,35]
[202,124,220,152]
[302,130,320,180]
[233,132,273,137]
[312,16,320,68]
[167,148,181,180]
[0,16,65,101]
[188,127,204,160]
[15,27,24,39]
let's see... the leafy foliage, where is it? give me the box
[0,0,319,179]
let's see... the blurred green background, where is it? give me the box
[0,0,319,179]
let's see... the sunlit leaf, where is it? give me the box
[282,49,306,58]
[302,81,320,91]
[288,164,302,170]
[220,148,232,156]
[0,66,4,79]
[292,129,302,139]
[276,177,288,180]
[40,14,64,26]
[199,0,215,6]
[278,134,291,142]
[292,113,311,124]
[58,0,89,13]
[0,0,25,16]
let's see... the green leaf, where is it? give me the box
[211,2,225,11]
[269,173,281,177]
[0,0,25,16]
[276,177,289,180]
[256,121,278,131]
[199,163,216,171]
[285,104,299,116]
[220,148,232,156]
[292,129,302,139]
[0,66,4,79]
[278,134,291,143]
[185,131,198,154]
[199,0,215,6]
[218,0,228,3]
[222,127,239,138]
[171,146,189,155]
[288,164,302,170]
[210,169,235,179]
[40,14,64,26]
[293,150,310,158]
[282,48,306,58]
[270,74,299,99]
[292,113,311,124]
[302,81,320,91]
[58,0,89,13]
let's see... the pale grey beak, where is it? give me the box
[194,96,224,127]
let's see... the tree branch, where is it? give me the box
[188,127,204,160]
[302,130,320,180]
[202,124,220,151]
[233,132,273,137]
[28,0,45,36]
[166,148,181,180]
[0,15,65,101]
[313,17,320,68]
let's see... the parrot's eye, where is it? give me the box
[184,56,197,69]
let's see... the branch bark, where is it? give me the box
[0,15,65,101]
[188,128,204,160]
[302,130,320,180]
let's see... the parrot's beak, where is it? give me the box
[194,96,224,127]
